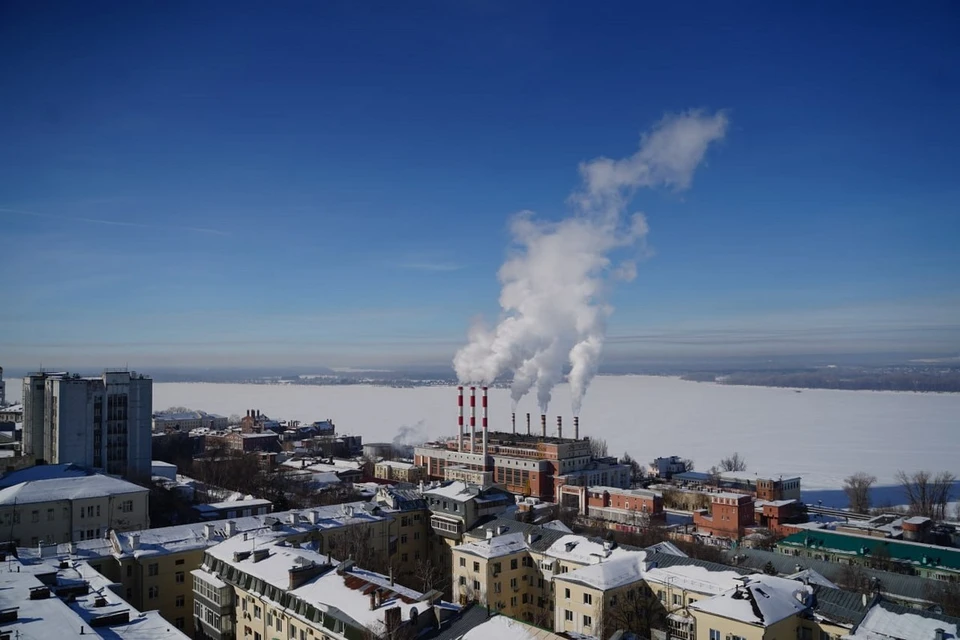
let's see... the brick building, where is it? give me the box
[693,492,756,540]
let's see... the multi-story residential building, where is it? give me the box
[651,455,689,479]
[0,553,191,639]
[373,486,430,582]
[415,387,629,501]
[193,534,450,640]
[777,529,960,581]
[153,410,229,433]
[21,501,394,637]
[0,464,149,545]
[22,371,153,479]
[552,553,651,637]
[424,481,513,586]
[374,460,427,483]
[217,431,281,453]
[0,403,22,425]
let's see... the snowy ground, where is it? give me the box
[7,375,958,493]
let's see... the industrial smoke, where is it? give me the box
[454,110,728,415]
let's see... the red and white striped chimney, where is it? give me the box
[481,386,489,462]
[540,414,547,438]
[457,386,464,452]
[469,386,476,453]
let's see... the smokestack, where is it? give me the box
[526,413,531,435]
[574,416,579,440]
[482,386,489,463]
[511,412,516,434]
[557,416,562,439]
[540,414,546,438]
[470,387,476,453]
[457,386,464,453]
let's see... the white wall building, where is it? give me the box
[22,371,153,479]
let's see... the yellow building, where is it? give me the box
[0,470,149,546]
[23,502,394,638]
[689,575,815,640]
[374,460,426,484]
[373,486,431,584]
[552,553,650,638]
[193,534,451,640]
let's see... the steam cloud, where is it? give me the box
[454,110,729,415]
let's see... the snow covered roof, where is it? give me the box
[460,614,567,640]
[207,536,433,631]
[151,460,177,469]
[543,535,629,565]
[785,568,837,588]
[644,564,744,596]
[425,481,477,501]
[848,601,959,639]
[456,532,529,559]
[0,462,91,487]
[644,541,687,557]
[555,552,650,590]
[375,460,418,470]
[0,473,147,505]
[194,498,273,512]
[690,575,812,627]
[541,520,573,533]
[0,404,22,413]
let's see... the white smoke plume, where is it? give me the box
[454,109,729,415]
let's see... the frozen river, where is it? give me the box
[7,375,957,494]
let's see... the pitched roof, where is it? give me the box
[690,575,812,627]
[555,553,650,590]
[810,585,869,627]
[0,473,147,505]
[850,600,960,639]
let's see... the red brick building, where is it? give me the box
[693,492,755,540]
[755,499,806,536]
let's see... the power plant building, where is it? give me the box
[414,386,629,501]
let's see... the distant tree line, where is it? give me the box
[682,368,960,392]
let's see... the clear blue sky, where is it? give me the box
[1,1,958,370]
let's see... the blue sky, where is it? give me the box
[1,1,958,370]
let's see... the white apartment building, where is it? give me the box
[22,371,153,479]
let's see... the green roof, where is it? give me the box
[778,531,960,573]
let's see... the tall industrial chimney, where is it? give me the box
[526,413,531,436]
[470,387,477,453]
[540,414,547,438]
[557,416,563,440]
[481,386,489,463]
[574,416,580,440]
[511,412,516,434]
[457,386,464,452]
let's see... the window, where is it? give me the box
[254,605,262,619]
[176,595,185,607]
[401,553,408,562]
[494,582,502,593]
[47,508,55,521]
[708,629,720,640]
[459,576,466,586]
[583,593,592,605]
[610,595,618,606]
[473,562,480,573]
[175,559,185,565]
[267,613,273,627]
[510,596,518,607]
[290,624,297,639]
[126,565,133,577]
[148,563,159,576]
[255,633,262,640]
[175,617,185,630]
[414,532,420,540]
[276,618,282,632]
[473,580,481,591]
[820,633,831,640]
[148,586,159,599]
[174,571,185,583]
[32,510,39,523]
[583,615,592,628]
[672,593,681,605]
[401,534,408,543]
[564,610,573,621]
[511,559,518,570]
[510,577,518,589]
[459,558,466,567]
[492,562,501,574]
[565,588,570,599]
[658,590,665,603]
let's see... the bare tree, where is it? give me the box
[925,579,960,617]
[328,525,383,573]
[411,558,446,595]
[843,472,877,514]
[897,470,957,520]
[228,413,242,425]
[621,452,643,486]
[836,563,874,595]
[719,452,747,472]
[681,458,695,472]
[707,465,722,487]
[590,438,609,458]
[597,586,665,639]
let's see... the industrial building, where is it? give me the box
[22,371,153,480]
[414,386,629,501]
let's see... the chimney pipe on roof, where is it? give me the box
[574,416,579,440]
[469,387,476,453]
[557,416,562,440]
[526,413,531,435]
[457,386,464,453]
[541,414,547,438]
